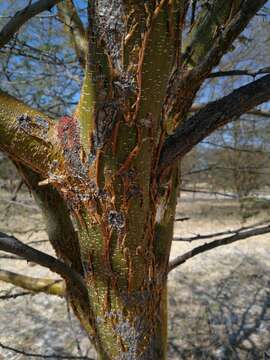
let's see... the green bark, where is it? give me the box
[182,0,236,68]
[0,90,61,175]
[0,1,266,358]
[70,194,177,359]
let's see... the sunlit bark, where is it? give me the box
[0,269,65,296]
[0,1,269,358]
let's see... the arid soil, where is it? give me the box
[0,189,269,359]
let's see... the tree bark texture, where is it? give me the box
[0,1,269,359]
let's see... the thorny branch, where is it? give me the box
[169,224,270,272]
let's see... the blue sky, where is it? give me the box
[0,1,269,114]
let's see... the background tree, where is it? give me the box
[182,117,270,220]
[0,1,270,359]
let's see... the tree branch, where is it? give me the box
[0,232,86,296]
[169,224,270,272]
[208,67,270,79]
[15,164,85,276]
[164,0,267,126]
[0,90,61,176]
[190,103,270,118]
[182,0,239,68]
[0,291,32,300]
[159,74,270,173]
[179,188,236,199]
[0,342,93,359]
[57,0,87,67]
[0,269,65,296]
[173,220,270,242]
[0,0,63,49]
[187,0,268,82]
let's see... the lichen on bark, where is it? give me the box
[0,1,269,359]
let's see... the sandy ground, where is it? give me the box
[169,194,270,359]
[0,189,269,359]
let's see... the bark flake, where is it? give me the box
[108,210,125,230]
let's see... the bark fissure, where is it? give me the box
[0,1,269,358]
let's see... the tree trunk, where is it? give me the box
[13,126,178,358]
[69,192,178,359]
[58,3,180,356]
[0,1,268,359]
[57,115,179,358]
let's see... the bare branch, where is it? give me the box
[201,140,268,154]
[26,239,49,245]
[159,74,270,173]
[57,0,87,67]
[11,179,23,201]
[66,300,85,357]
[0,0,63,49]
[169,224,270,272]
[1,198,39,210]
[0,290,32,300]
[0,254,22,260]
[208,66,270,79]
[174,220,270,242]
[0,341,93,359]
[188,0,268,82]
[164,0,267,125]
[179,188,236,198]
[0,232,86,296]
[182,0,238,68]
[191,104,270,118]
[0,268,65,296]
[175,217,190,222]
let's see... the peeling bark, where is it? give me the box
[0,1,269,358]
